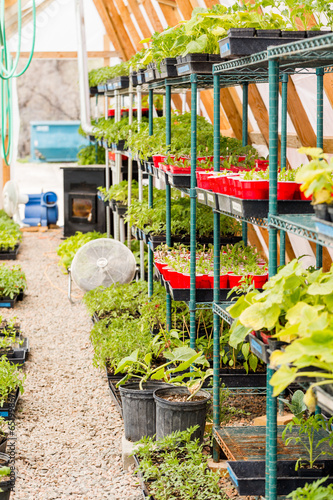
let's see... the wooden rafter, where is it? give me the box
[112,0,142,51]
[283,76,317,148]
[93,0,127,60]
[126,0,152,39]
[141,0,164,32]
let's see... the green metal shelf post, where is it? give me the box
[213,73,221,462]
[280,73,288,264]
[267,58,280,500]
[165,83,172,330]
[148,89,154,298]
[242,83,248,245]
[316,68,324,270]
[189,74,198,350]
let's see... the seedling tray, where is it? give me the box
[0,386,20,419]
[161,275,237,302]
[227,459,333,496]
[144,67,156,82]
[7,349,26,366]
[249,335,270,364]
[166,171,190,188]
[218,369,266,388]
[107,76,129,91]
[159,58,178,79]
[107,376,123,416]
[115,203,127,216]
[0,244,20,261]
[216,194,313,218]
[136,69,146,85]
[215,425,333,462]
[0,295,18,309]
[218,29,309,58]
[176,53,223,76]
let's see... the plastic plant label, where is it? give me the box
[197,192,205,201]
[219,41,231,55]
[178,64,190,74]
[232,200,242,213]
[207,194,215,204]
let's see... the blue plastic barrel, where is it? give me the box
[23,191,58,226]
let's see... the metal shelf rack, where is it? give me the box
[212,32,333,500]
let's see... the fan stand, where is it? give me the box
[67,267,72,302]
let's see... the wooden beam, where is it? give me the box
[141,0,164,32]
[175,0,193,19]
[103,0,136,59]
[93,0,127,60]
[104,35,111,66]
[157,0,178,7]
[248,84,269,147]
[220,88,243,140]
[112,0,142,51]
[283,76,317,148]
[158,2,181,25]
[11,51,120,59]
[126,0,152,39]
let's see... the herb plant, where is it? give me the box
[0,264,26,299]
[0,356,25,406]
[287,477,333,500]
[77,144,105,165]
[133,426,225,500]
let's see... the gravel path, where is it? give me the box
[5,231,141,500]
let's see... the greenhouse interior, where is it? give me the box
[2,0,333,499]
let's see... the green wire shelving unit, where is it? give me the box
[212,32,333,500]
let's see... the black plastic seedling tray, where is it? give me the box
[144,67,156,82]
[0,387,20,419]
[107,377,123,416]
[137,69,146,85]
[0,295,18,309]
[227,459,333,496]
[107,76,129,91]
[166,172,191,188]
[218,28,313,58]
[176,53,218,76]
[0,244,20,261]
[159,58,178,78]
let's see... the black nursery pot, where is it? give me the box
[154,387,211,443]
[119,381,168,442]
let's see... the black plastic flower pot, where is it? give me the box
[180,53,208,63]
[120,382,168,442]
[228,28,256,37]
[313,203,330,221]
[327,206,333,223]
[154,387,211,443]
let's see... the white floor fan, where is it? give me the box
[68,238,137,300]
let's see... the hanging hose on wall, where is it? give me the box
[0,0,36,166]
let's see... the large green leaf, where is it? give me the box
[229,320,252,349]
[270,365,298,396]
[239,302,280,330]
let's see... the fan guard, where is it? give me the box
[71,238,137,291]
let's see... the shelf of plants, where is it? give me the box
[209,32,333,500]
[87,9,333,497]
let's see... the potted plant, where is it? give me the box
[115,345,210,442]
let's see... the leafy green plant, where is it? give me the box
[0,356,25,406]
[77,144,105,165]
[0,264,26,299]
[287,476,333,500]
[116,345,211,399]
[133,426,225,500]
[296,148,333,205]
[282,414,333,470]
[280,390,307,419]
[0,211,21,250]
[56,231,107,271]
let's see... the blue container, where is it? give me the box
[30,121,89,162]
[23,191,58,227]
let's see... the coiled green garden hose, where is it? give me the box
[0,0,36,166]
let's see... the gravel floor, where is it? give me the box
[6,231,142,500]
